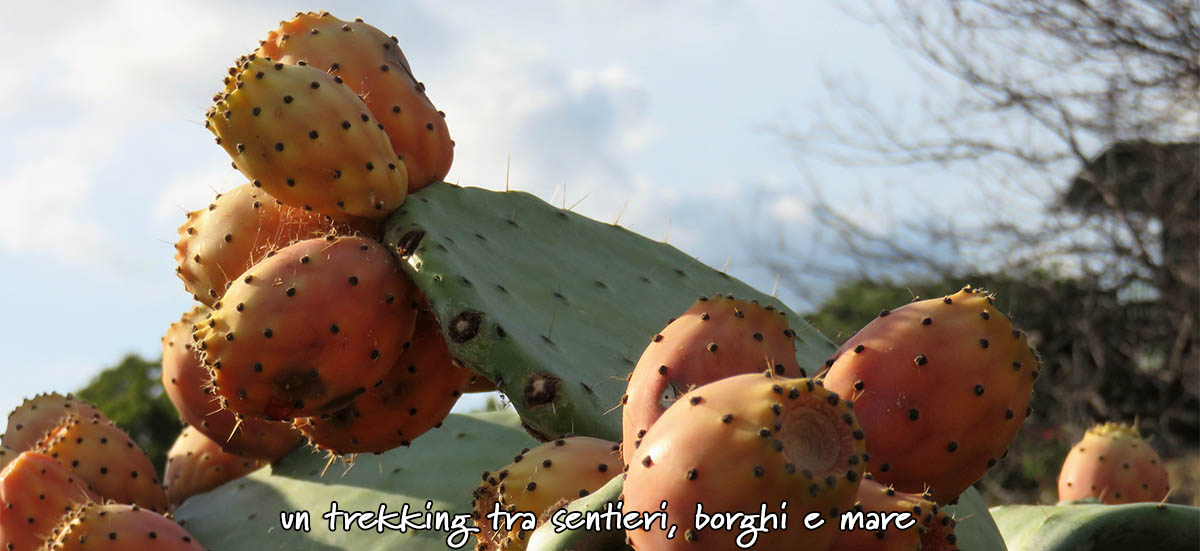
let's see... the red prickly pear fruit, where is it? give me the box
[164,426,266,507]
[206,55,408,220]
[193,235,420,421]
[2,393,107,452]
[35,415,169,513]
[44,503,205,551]
[622,294,801,464]
[821,286,1038,502]
[472,437,622,551]
[256,12,454,190]
[161,305,302,461]
[463,373,498,394]
[1057,422,1170,504]
[294,311,472,454]
[624,373,867,551]
[0,451,97,551]
[829,475,958,551]
[174,183,351,306]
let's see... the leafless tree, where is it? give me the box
[759,0,1198,462]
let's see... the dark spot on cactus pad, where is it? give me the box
[523,373,560,408]
[909,408,919,420]
[914,354,928,366]
[947,441,958,452]
[393,230,426,258]
[922,316,932,325]
[974,384,985,396]
[448,311,483,342]
[980,311,990,320]
[943,297,953,304]
[979,338,989,349]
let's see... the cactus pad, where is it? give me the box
[175,411,537,551]
[383,183,834,440]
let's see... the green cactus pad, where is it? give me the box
[382,183,835,440]
[175,411,537,551]
[990,501,1200,551]
[944,487,1009,551]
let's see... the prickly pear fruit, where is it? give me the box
[206,55,408,219]
[44,503,204,551]
[257,12,454,190]
[194,235,420,421]
[164,426,265,507]
[1057,422,1169,504]
[294,311,472,454]
[821,286,1038,502]
[2,393,106,452]
[472,437,623,551]
[0,451,97,551]
[36,415,169,513]
[622,294,802,464]
[624,373,867,551]
[829,475,958,551]
[174,183,348,306]
[162,305,301,461]
[0,445,14,471]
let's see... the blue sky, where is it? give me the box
[0,1,946,417]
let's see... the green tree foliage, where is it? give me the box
[77,354,182,475]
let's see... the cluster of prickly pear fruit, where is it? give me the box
[159,10,474,474]
[1057,422,1170,505]
[470,288,1044,550]
[0,394,205,550]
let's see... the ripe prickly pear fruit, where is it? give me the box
[821,286,1038,502]
[256,12,454,190]
[472,437,623,551]
[206,55,408,219]
[829,475,958,551]
[35,415,169,513]
[624,373,867,551]
[0,446,14,471]
[0,451,97,551]
[294,311,472,454]
[174,183,348,306]
[164,426,265,507]
[44,503,204,551]
[2,393,106,452]
[161,305,301,461]
[194,235,420,421]
[1057,422,1169,504]
[622,294,802,464]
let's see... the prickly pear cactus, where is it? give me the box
[990,501,1199,551]
[382,183,835,440]
[175,411,538,551]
